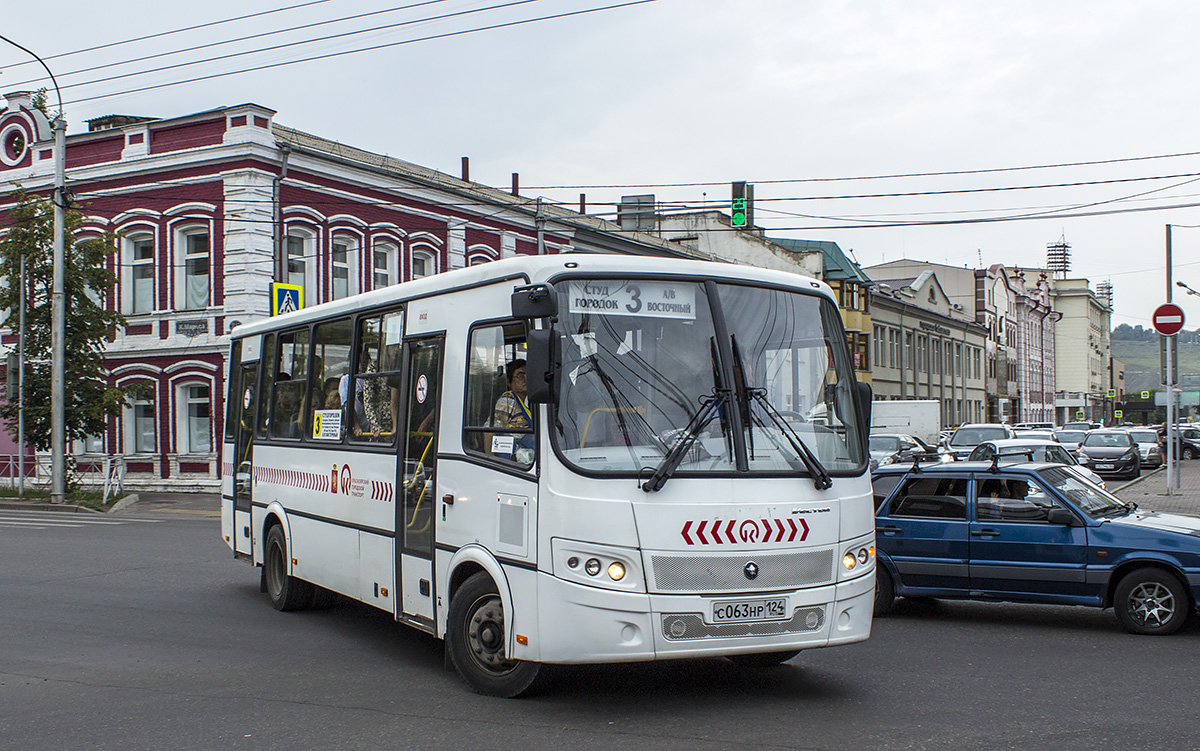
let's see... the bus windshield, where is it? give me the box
[550,278,865,478]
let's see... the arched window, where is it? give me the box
[411,246,436,280]
[124,232,155,315]
[175,225,210,310]
[177,382,212,454]
[372,240,399,289]
[330,234,359,300]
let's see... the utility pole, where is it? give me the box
[51,116,66,504]
[0,34,67,503]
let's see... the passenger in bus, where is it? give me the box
[491,359,534,459]
[323,377,342,409]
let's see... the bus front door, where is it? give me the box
[398,336,443,625]
[233,362,258,559]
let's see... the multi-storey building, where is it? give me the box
[867,259,1061,424]
[1049,277,1114,424]
[866,269,988,427]
[0,93,700,489]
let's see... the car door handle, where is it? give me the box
[971,529,999,537]
[878,525,902,535]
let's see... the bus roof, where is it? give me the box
[230,254,834,339]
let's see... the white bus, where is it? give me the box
[222,254,875,696]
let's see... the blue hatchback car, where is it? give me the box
[872,461,1200,634]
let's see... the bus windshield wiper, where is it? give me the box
[640,389,728,493]
[731,336,832,491]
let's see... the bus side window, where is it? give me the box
[351,311,404,444]
[309,317,353,441]
[271,328,310,440]
[255,333,277,439]
[463,321,533,468]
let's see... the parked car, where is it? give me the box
[1013,429,1058,442]
[1075,429,1141,480]
[1014,422,1054,430]
[1062,421,1101,431]
[1126,428,1164,468]
[1053,429,1088,453]
[872,461,1200,634]
[944,423,1017,460]
[1159,425,1200,460]
[869,433,940,470]
[966,438,1106,489]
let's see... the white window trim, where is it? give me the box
[372,239,400,289]
[175,380,213,455]
[284,226,318,303]
[173,222,212,311]
[125,395,157,456]
[410,244,438,280]
[330,232,360,301]
[123,231,156,315]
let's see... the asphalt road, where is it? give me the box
[2,507,1198,751]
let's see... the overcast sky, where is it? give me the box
[4,0,1200,329]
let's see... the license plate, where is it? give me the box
[712,598,788,623]
[1096,463,1114,470]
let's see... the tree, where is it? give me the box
[0,187,128,451]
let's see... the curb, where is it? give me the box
[106,493,140,513]
[1110,466,1164,494]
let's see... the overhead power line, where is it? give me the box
[0,0,333,70]
[62,0,662,107]
[4,0,452,90]
[51,0,545,95]
[524,150,1200,190]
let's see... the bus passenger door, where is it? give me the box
[233,362,258,559]
[398,336,443,625]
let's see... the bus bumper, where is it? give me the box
[530,570,873,664]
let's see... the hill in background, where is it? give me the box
[1112,326,1200,393]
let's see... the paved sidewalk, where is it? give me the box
[1112,460,1200,516]
[0,489,220,516]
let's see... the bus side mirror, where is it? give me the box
[511,284,558,319]
[856,382,872,431]
[525,327,560,405]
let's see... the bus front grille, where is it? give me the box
[648,549,833,592]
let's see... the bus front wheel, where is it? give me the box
[264,524,313,612]
[447,572,539,697]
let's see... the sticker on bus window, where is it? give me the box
[568,281,696,320]
[571,333,598,358]
[313,410,342,440]
[491,435,515,454]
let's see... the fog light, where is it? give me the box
[843,552,857,570]
[858,548,869,564]
[585,558,602,576]
[567,556,580,569]
[607,562,626,581]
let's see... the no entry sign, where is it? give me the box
[1153,303,1185,336]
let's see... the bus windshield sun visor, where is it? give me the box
[731,336,833,491]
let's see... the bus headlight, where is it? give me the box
[552,538,645,593]
[840,540,875,579]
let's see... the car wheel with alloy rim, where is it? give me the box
[1113,567,1189,635]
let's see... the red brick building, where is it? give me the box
[0,93,700,489]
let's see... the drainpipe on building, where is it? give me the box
[274,141,292,283]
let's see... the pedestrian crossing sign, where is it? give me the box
[1107,388,1116,398]
[271,283,303,316]
[1114,410,1123,419]
[1141,391,1150,400]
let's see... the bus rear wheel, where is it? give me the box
[264,524,313,612]
[447,572,539,697]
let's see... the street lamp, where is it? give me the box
[0,34,67,504]
[1177,280,1200,298]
